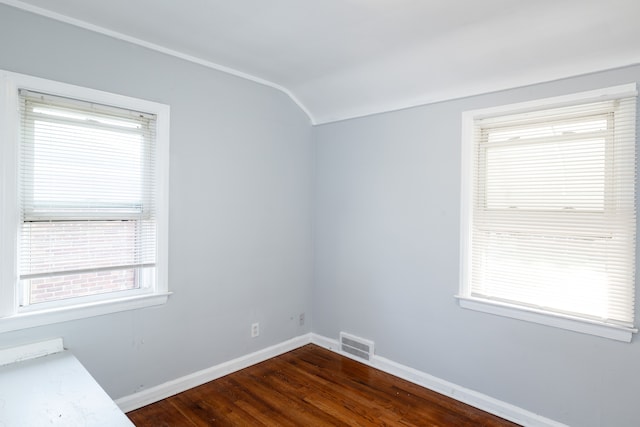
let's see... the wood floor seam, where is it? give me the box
[128,344,520,427]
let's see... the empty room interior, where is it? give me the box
[1,1,640,426]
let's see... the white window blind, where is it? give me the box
[466,91,637,330]
[19,90,157,306]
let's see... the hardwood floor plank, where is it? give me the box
[127,399,197,427]
[286,349,449,425]
[292,347,507,426]
[284,348,480,426]
[168,385,261,427]
[269,358,395,425]
[235,370,349,426]
[223,375,317,426]
[268,366,380,425]
[128,344,520,427]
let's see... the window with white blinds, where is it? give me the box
[0,70,169,331]
[18,90,158,307]
[459,84,638,341]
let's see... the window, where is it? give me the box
[0,70,170,332]
[458,84,637,341]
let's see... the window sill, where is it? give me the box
[0,292,171,333]
[456,296,637,342]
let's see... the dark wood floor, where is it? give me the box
[128,344,520,426]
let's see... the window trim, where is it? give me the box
[458,83,638,342]
[0,70,170,333]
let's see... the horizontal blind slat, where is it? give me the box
[19,91,158,302]
[469,93,636,327]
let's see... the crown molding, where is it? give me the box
[0,0,316,124]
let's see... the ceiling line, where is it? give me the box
[0,0,317,124]
[4,1,640,127]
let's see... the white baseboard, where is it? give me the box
[310,334,566,427]
[115,333,312,413]
[116,332,565,427]
[310,332,340,352]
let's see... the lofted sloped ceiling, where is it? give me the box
[3,0,640,124]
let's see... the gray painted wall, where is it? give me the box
[313,65,640,427]
[3,3,640,426]
[0,5,313,399]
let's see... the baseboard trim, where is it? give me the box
[115,333,312,413]
[310,334,566,427]
[116,332,565,426]
[310,332,340,352]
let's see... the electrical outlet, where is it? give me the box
[299,313,305,326]
[251,322,259,338]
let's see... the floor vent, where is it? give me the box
[339,332,374,361]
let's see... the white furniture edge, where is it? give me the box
[115,332,565,426]
[0,337,64,366]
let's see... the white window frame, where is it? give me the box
[458,84,638,342]
[0,70,170,332]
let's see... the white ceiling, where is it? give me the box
[4,0,640,124]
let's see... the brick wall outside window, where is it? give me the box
[22,220,141,304]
